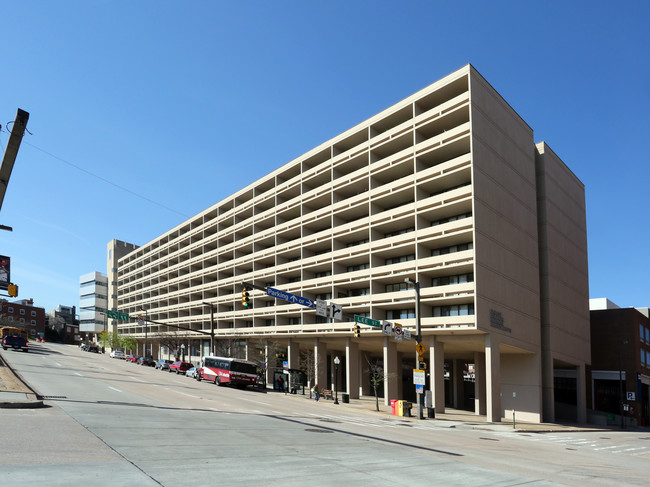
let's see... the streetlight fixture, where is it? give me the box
[140,308,148,358]
[334,356,340,405]
[201,301,216,356]
[405,277,425,420]
[181,344,185,362]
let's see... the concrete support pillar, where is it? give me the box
[264,342,272,388]
[474,351,486,415]
[314,338,328,390]
[576,362,587,424]
[361,351,371,396]
[383,337,398,406]
[429,336,445,413]
[452,359,463,409]
[287,338,300,369]
[346,338,360,399]
[486,334,502,422]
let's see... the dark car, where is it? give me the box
[169,361,193,374]
[137,356,155,367]
[87,345,100,353]
[2,334,28,352]
[155,359,173,370]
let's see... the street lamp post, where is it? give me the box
[201,301,215,356]
[619,339,629,429]
[181,344,185,362]
[140,308,148,358]
[334,356,340,405]
[405,277,425,420]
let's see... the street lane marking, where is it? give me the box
[239,398,271,406]
[108,386,122,393]
[55,362,62,367]
[129,376,146,382]
[74,372,84,377]
[170,390,200,399]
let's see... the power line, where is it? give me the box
[0,126,190,218]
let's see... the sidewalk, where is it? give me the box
[0,354,43,408]
[282,389,638,434]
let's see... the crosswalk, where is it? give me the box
[309,412,440,431]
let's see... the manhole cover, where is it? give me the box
[305,429,333,434]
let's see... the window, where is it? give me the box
[347,263,369,272]
[31,320,36,325]
[265,319,275,326]
[19,318,25,324]
[314,271,332,278]
[432,273,474,286]
[8,307,13,313]
[431,212,472,227]
[386,309,415,320]
[385,282,409,293]
[316,293,332,301]
[432,303,475,316]
[19,309,25,315]
[431,242,473,256]
[349,288,370,297]
[346,239,369,248]
[31,310,36,317]
[385,254,415,265]
[384,227,415,238]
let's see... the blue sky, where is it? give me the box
[0,1,648,313]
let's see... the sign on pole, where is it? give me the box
[381,321,393,336]
[316,299,328,317]
[393,323,403,342]
[266,287,315,308]
[413,369,426,385]
[354,315,381,328]
[330,303,343,320]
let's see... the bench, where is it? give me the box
[321,389,333,400]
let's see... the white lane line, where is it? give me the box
[74,372,84,377]
[129,376,146,382]
[170,390,200,399]
[239,398,271,406]
[55,362,62,367]
[108,386,122,393]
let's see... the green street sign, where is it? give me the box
[354,315,381,328]
[107,310,130,321]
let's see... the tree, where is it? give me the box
[365,355,396,412]
[299,348,320,398]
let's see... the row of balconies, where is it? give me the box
[118,92,470,274]
[118,162,472,288]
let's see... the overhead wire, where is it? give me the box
[0,124,190,219]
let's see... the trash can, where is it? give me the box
[427,407,435,419]
[342,393,349,403]
[405,402,413,417]
[390,399,397,415]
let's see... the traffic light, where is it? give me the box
[354,324,360,338]
[7,283,18,297]
[241,287,250,307]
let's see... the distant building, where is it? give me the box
[79,272,108,341]
[589,299,650,427]
[106,240,138,334]
[0,298,46,339]
[48,305,79,344]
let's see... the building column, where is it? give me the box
[383,337,398,406]
[577,362,587,424]
[474,351,486,415]
[452,359,464,409]
[314,338,328,390]
[346,338,360,399]
[486,333,502,422]
[429,336,445,413]
[287,338,300,369]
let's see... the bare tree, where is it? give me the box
[299,348,319,398]
[365,355,396,412]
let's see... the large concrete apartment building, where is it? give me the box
[116,65,590,423]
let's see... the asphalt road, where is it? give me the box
[1,343,649,486]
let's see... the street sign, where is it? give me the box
[415,342,425,356]
[627,392,636,401]
[393,323,403,342]
[413,369,426,385]
[316,299,328,317]
[404,329,412,340]
[107,310,130,321]
[354,315,380,328]
[330,303,343,320]
[381,321,392,336]
[266,287,315,308]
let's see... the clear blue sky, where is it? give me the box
[0,1,648,313]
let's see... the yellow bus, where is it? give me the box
[0,326,28,339]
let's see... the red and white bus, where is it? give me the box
[198,356,258,387]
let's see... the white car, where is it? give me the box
[109,350,125,359]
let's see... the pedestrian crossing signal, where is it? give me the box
[354,324,361,338]
[241,287,250,307]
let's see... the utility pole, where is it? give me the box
[0,109,29,212]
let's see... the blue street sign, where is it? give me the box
[266,287,315,308]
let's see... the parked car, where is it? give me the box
[110,350,125,359]
[155,359,173,370]
[137,356,155,367]
[186,367,199,378]
[2,334,28,352]
[125,354,138,363]
[87,345,100,353]
[169,361,193,374]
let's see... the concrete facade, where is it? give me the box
[115,65,590,423]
